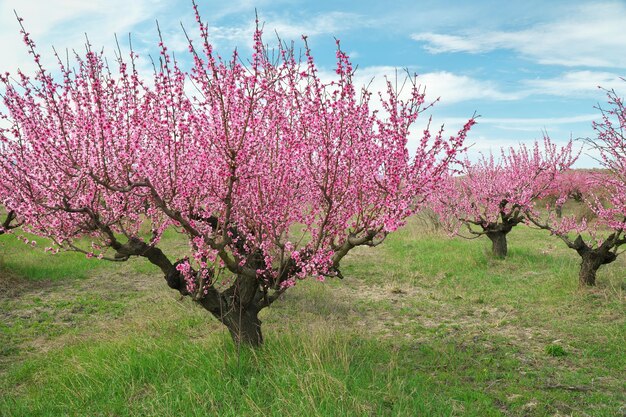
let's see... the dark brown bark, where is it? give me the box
[221,305,263,347]
[579,255,600,286]
[525,215,625,287]
[566,234,619,287]
[486,230,508,258]
[576,246,617,286]
[162,264,267,346]
[198,299,264,347]
[471,201,523,259]
[0,210,20,234]
[156,246,271,347]
[190,276,265,346]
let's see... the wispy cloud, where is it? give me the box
[203,11,367,51]
[418,71,521,103]
[459,134,600,169]
[478,114,600,133]
[440,114,599,130]
[349,68,626,107]
[523,71,626,97]
[347,67,521,106]
[410,33,485,54]
[318,66,625,111]
[0,0,170,73]
[411,2,626,68]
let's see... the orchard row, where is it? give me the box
[0,6,623,346]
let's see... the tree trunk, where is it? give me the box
[194,271,266,347]
[487,231,508,258]
[577,250,617,287]
[121,240,268,347]
[220,306,263,347]
[578,256,599,286]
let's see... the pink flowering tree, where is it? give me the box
[543,169,608,217]
[0,10,474,346]
[546,169,592,202]
[432,138,577,258]
[526,88,626,286]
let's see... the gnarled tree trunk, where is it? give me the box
[577,249,617,286]
[486,230,508,258]
[220,305,263,346]
[526,218,624,288]
[187,271,268,347]
[478,205,522,259]
[579,255,600,286]
[570,234,619,287]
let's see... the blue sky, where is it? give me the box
[2,0,626,167]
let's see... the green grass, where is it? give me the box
[0,218,625,416]
[0,233,108,281]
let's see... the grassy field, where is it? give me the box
[0,219,624,416]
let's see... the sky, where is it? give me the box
[1,0,625,167]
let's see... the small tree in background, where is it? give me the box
[526,88,626,286]
[432,138,577,258]
[543,169,608,218]
[0,176,21,236]
[0,210,20,236]
[0,9,474,346]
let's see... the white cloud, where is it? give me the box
[268,12,362,40]
[350,68,626,107]
[464,136,527,153]
[474,115,598,126]
[482,115,601,134]
[196,0,298,22]
[411,2,626,68]
[523,71,626,97]
[430,114,599,133]
[411,33,488,54]
[0,0,169,74]
[203,11,365,50]
[418,71,521,103]
[347,67,520,106]
[460,136,601,169]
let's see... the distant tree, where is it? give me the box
[0,210,20,236]
[0,177,21,236]
[526,88,626,286]
[432,139,577,258]
[543,169,608,217]
[0,9,474,345]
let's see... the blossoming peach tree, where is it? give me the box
[543,169,605,218]
[431,139,577,258]
[526,87,626,286]
[0,9,474,345]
